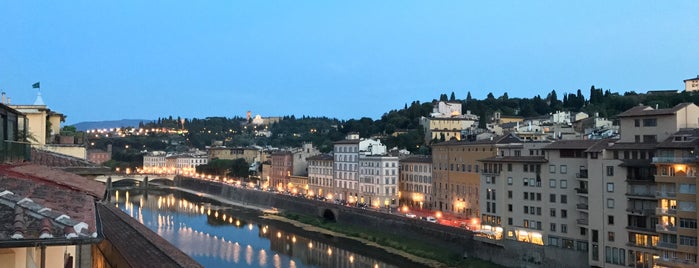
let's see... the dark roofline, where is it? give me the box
[684,76,699,82]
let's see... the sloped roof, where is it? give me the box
[543,140,599,150]
[617,103,693,117]
[0,176,99,246]
[97,203,204,268]
[656,129,699,149]
[478,156,547,163]
[400,155,432,163]
[0,164,105,198]
[31,149,111,175]
[307,154,333,161]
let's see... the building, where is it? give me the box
[164,153,208,175]
[207,146,260,164]
[652,129,699,267]
[86,147,111,164]
[7,92,64,146]
[142,151,167,174]
[431,134,521,219]
[268,144,320,191]
[420,101,478,144]
[399,155,433,209]
[333,134,387,203]
[307,154,334,200]
[358,154,399,209]
[684,75,699,92]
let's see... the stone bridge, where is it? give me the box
[94,174,177,188]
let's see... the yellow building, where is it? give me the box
[207,146,260,163]
[684,75,699,92]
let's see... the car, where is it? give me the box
[405,213,417,218]
[425,216,437,223]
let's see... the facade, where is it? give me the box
[358,154,399,209]
[333,137,360,202]
[143,151,167,173]
[207,146,260,164]
[307,154,334,200]
[420,117,477,144]
[431,134,521,219]
[653,129,699,267]
[399,156,433,209]
[270,151,293,190]
[684,75,699,92]
[9,96,64,146]
[163,153,208,174]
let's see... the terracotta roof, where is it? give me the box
[656,129,699,149]
[479,156,547,163]
[617,103,693,117]
[306,154,333,161]
[31,149,111,175]
[543,140,599,150]
[333,139,360,144]
[433,133,523,147]
[585,139,617,152]
[0,164,105,198]
[400,155,432,163]
[97,203,203,268]
[0,176,99,245]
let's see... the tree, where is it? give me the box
[449,92,456,101]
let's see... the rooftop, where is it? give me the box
[617,103,693,117]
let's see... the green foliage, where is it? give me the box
[196,158,249,178]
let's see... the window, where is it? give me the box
[606,166,614,176]
[679,184,696,194]
[524,164,528,172]
[508,217,513,225]
[561,224,567,234]
[643,118,657,127]
[634,119,640,127]
[507,177,513,185]
[550,223,556,232]
[549,165,556,173]
[550,194,556,203]
[508,190,513,199]
[560,180,567,189]
[561,209,567,218]
[523,178,528,186]
[536,193,541,201]
[607,198,614,208]
[608,232,615,242]
[679,218,697,229]
[561,195,567,204]
[608,215,614,225]
[549,179,556,188]
[524,192,528,200]
[550,208,556,217]
[507,164,512,171]
[560,165,567,174]
[524,206,529,214]
[508,204,513,212]
[606,183,614,192]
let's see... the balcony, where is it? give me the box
[626,242,655,249]
[656,223,677,233]
[576,203,588,210]
[656,257,698,268]
[626,208,655,215]
[657,241,678,249]
[652,156,698,164]
[626,191,656,199]
[655,191,677,198]
[656,207,677,215]
[577,218,588,225]
[626,225,656,233]
[576,170,588,179]
[0,140,31,163]
[575,188,588,194]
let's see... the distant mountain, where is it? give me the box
[72,119,153,131]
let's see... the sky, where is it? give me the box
[1,1,698,125]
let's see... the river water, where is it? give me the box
[110,188,426,268]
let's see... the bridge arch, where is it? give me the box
[150,178,175,186]
[322,208,336,222]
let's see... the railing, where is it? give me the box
[576,203,588,210]
[657,258,698,266]
[575,188,588,194]
[576,170,588,179]
[656,207,677,215]
[0,140,31,163]
[626,191,655,198]
[655,191,677,198]
[577,218,588,225]
[656,224,677,233]
[652,156,698,164]
[657,241,678,249]
[626,208,655,215]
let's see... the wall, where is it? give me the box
[43,145,87,159]
[175,177,589,268]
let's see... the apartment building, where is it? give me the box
[143,151,167,173]
[207,146,260,163]
[307,154,334,200]
[432,134,521,219]
[358,154,399,208]
[270,151,292,190]
[333,133,387,203]
[399,155,433,209]
[653,129,699,267]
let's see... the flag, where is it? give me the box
[32,82,40,89]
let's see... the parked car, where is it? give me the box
[405,213,417,218]
[425,216,437,223]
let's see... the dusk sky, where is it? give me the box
[1,1,697,125]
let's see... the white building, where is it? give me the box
[333,133,388,203]
[142,151,167,174]
[358,154,399,209]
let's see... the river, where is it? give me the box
[110,188,427,268]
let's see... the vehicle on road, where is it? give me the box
[425,216,437,223]
[405,213,417,218]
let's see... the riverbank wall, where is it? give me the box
[175,177,588,268]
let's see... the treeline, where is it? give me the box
[134,86,699,154]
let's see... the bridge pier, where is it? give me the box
[142,176,149,189]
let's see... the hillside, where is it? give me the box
[72,119,152,131]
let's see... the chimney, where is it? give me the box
[1,92,5,104]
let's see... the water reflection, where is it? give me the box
[112,189,408,268]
